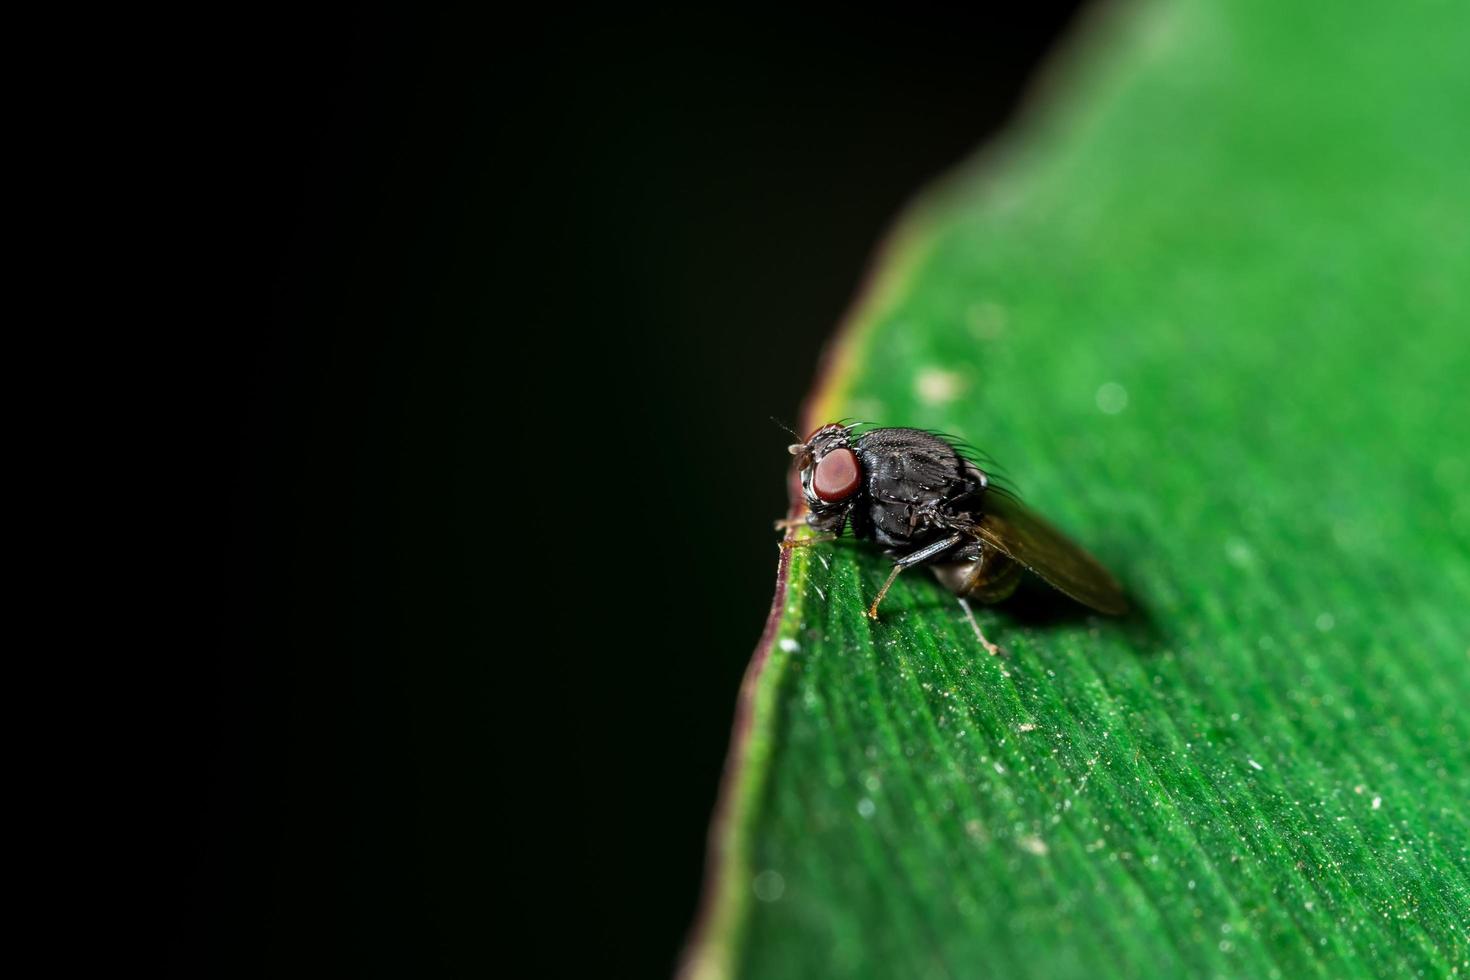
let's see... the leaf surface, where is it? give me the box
[687,2,1470,977]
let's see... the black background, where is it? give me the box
[198,6,1082,975]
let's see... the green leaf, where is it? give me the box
[684,1,1470,977]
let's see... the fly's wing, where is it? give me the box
[953,491,1129,615]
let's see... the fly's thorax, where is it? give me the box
[852,427,986,548]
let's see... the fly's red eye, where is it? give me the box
[813,448,862,502]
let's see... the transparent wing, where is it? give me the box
[952,490,1129,615]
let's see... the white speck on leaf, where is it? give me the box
[1248,758,1264,771]
[778,637,800,653]
[916,368,965,405]
[752,870,786,902]
[1372,796,1382,810]
[1224,538,1254,567]
[857,797,876,818]
[1017,835,1049,856]
[1096,381,1129,414]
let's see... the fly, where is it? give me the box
[781,423,1127,651]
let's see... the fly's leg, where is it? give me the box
[867,533,965,620]
[957,597,1003,657]
[867,564,904,619]
[773,515,833,550]
[780,533,837,551]
[949,550,1020,655]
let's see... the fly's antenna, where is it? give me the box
[770,416,801,441]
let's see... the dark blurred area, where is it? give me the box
[198,6,1081,975]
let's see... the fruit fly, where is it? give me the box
[781,423,1126,650]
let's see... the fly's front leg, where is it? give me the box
[775,513,840,551]
[867,532,965,620]
[780,533,837,551]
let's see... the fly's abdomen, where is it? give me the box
[932,550,1022,604]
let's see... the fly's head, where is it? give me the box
[788,422,864,532]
